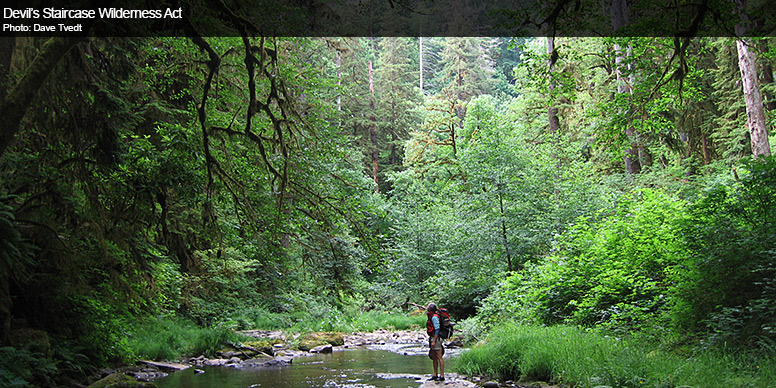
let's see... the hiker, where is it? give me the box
[426,302,445,381]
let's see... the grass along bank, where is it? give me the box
[127,309,426,362]
[456,324,776,388]
[126,317,250,361]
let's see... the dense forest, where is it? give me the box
[1,21,776,388]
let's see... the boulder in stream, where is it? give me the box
[86,372,156,388]
[309,344,333,353]
[233,355,294,369]
[297,332,344,351]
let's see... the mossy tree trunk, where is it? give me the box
[0,37,79,159]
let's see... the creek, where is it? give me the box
[154,344,461,388]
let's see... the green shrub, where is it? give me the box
[673,156,776,346]
[477,188,688,335]
[228,295,423,334]
[69,294,135,365]
[0,346,57,387]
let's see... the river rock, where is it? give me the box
[298,332,345,351]
[86,372,156,388]
[310,344,333,353]
[219,350,236,358]
[239,338,284,355]
[419,376,480,388]
[130,370,168,382]
[483,381,500,388]
[343,329,432,347]
[239,329,286,341]
[203,358,231,366]
[234,356,294,369]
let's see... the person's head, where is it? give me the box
[427,302,438,312]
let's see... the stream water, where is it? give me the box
[154,344,460,388]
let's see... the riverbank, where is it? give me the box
[88,329,465,387]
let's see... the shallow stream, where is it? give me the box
[154,344,460,388]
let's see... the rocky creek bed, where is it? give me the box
[85,329,551,388]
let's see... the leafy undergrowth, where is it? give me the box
[456,324,776,388]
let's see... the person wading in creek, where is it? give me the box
[426,302,445,381]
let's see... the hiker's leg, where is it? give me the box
[432,351,439,375]
[440,354,445,377]
[428,339,438,377]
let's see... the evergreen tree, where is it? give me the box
[438,37,497,104]
[710,38,752,159]
[373,37,423,192]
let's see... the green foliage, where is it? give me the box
[478,189,689,334]
[0,339,95,388]
[708,38,751,159]
[69,294,135,365]
[0,346,57,388]
[673,156,776,345]
[224,301,422,333]
[2,31,384,363]
[456,324,776,388]
[0,197,33,280]
[390,91,614,318]
[345,310,423,332]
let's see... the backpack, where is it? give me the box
[437,308,455,339]
[427,308,455,339]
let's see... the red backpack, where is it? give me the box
[426,308,455,339]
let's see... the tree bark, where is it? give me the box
[497,184,513,272]
[611,0,642,174]
[614,41,641,174]
[0,37,79,159]
[368,59,379,192]
[546,36,562,194]
[737,39,771,157]
[547,37,560,134]
[702,132,711,165]
[735,0,771,157]
[336,49,342,112]
[419,37,424,94]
